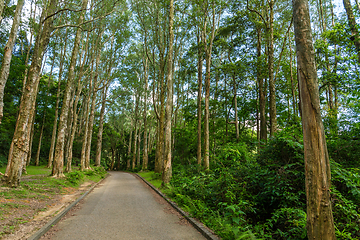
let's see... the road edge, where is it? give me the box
[27,174,109,240]
[135,174,220,240]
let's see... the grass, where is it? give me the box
[137,171,162,188]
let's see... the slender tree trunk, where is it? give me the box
[3,0,57,186]
[142,58,149,170]
[35,112,46,166]
[0,0,25,124]
[85,84,97,169]
[197,31,203,166]
[343,0,360,63]
[26,109,36,167]
[268,0,277,136]
[52,0,89,177]
[137,130,141,168]
[233,76,239,140]
[85,30,103,170]
[132,127,138,170]
[292,0,336,238]
[110,147,115,170]
[132,94,140,170]
[80,78,92,170]
[257,28,267,144]
[289,32,297,121]
[162,0,174,185]
[48,36,67,168]
[95,86,108,167]
[0,0,5,24]
[127,129,132,170]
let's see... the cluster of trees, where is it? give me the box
[1,0,360,238]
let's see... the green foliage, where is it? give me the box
[163,132,360,240]
[259,208,307,240]
[66,171,85,186]
[66,167,107,186]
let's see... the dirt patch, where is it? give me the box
[0,181,95,240]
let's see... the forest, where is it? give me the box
[0,0,360,239]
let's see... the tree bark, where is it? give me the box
[3,0,57,187]
[197,30,203,166]
[132,94,140,170]
[47,36,67,168]
[343,0,360,63]
[0,0,25,124]
[268,0,277,136]
[142,57,149,170]
[137,130,141,168]
[127,129,132,170]
[35,112,46,166]
[95,85,108,167]
[52,0,89,177]
[232,75,239,140]
[257,27,267,144]
[292,0,336,238]
[0,0,5,24]
[26,109,36,167]
[162,0,174,185]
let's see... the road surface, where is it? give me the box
[44,172,206,240]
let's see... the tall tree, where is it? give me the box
[343,0,360,63]
[0,0,25,124]
[52,0,89,177]
[292,0,336,238]
[162,0,174,185]
[3,0,58,187]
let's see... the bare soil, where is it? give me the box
[0,181,95,240]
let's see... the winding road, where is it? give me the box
[42,172,206,240]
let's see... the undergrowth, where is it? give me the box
[157,135,360,240]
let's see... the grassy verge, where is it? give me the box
[137,171,162,189]
[0,165,107,238]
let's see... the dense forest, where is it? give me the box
[0,0,360,239]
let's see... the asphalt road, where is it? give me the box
[48,172,206,240]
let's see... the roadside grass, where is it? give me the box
[137,171,162,188]
[0,165,107,238]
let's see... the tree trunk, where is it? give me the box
[268,0,277,136]
[257,28,267,144]
[95,86,108,167]
[3,0,57,187]
[0,0,25,124]
[132,127,138,170]
[197,31,203,166]
[292,0,336,238]
[343,0,360,63]
[142,57,149,170]
[48,36,67,168]
[127,129,132,169]
[85,82,97,169]
[52,0,89,177]
[289,31,297,121]
[233,76,239,140]
[35,112,46,166]
[110,147,115,171]
[162,0,174,185]
[26,110,36,167]
[137,130,141,168]
[0,0,5,24]
[80,81,91,171]
[84,30,103,170]
[65,35,89,173]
